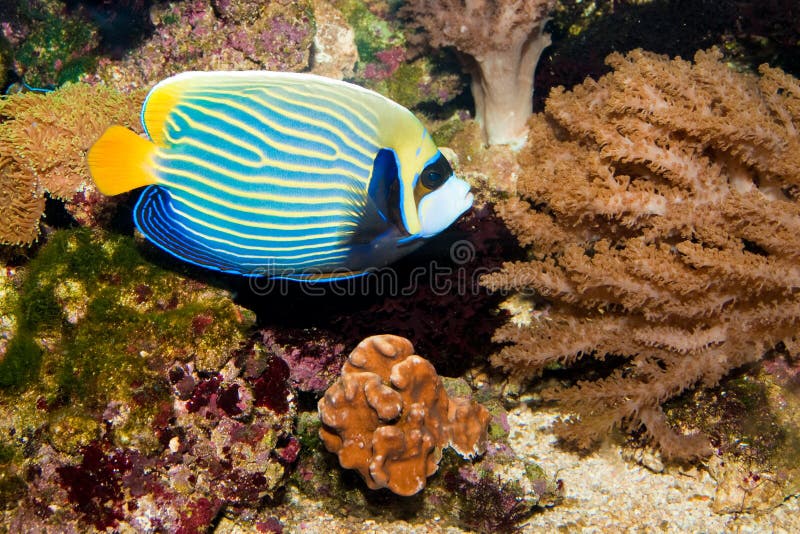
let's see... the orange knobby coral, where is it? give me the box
[318,335,491,496]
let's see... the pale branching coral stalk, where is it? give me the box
[404,0,555,146]
[482,49,800,460]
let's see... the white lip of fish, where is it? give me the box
[453,177,474,211]
[463,190,475,208]
[417,177,473,238]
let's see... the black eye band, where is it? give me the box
[419,153,453,190]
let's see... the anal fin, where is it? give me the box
[274,270,367,282]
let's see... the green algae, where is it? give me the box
[11,0,99,87]
[295,410,323,451]
[0,443,14,465]
[373,61,424,108]
[665,366,800,507]
[0,469,26,511]
[0,227,255,457]
[666,372,786,465]
[524,462,547,483]
[380,58,461,110]
[47,406,102,454]
[431,115,468,148]
[332,0,403,64]
[0,336,43,389]
[160,11,180,26]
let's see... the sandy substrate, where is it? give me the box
[274,405,800,533]
[508,406,799,533]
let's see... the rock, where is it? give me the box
[311,0,358,80]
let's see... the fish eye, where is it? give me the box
[421,170,443,189]
[419,154,452,191]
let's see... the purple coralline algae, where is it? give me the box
[259,328,347,394]
[85,0,315,91]
[0,229,300,531]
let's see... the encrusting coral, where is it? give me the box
[404,0,556,146]
[318,335,491,496]
[0,83,144,245]
[481,48,800,460]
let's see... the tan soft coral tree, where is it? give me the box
[481,48,800,460]
[0,84,144,245]
[404,0,556,146]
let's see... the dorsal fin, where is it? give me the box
[141,74,192,146]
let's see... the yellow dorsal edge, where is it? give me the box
[142,76,185,147]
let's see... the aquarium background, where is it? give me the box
[1,1,800,532]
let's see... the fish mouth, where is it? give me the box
[460,189,474,213]
[464,191,474,206]
[450,177,474,213]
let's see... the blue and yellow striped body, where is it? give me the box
[88,71,473,280]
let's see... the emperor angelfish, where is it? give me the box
[87,71,473,281]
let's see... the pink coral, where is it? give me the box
[85,0,314,91]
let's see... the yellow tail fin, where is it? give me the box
[87,125,157,196]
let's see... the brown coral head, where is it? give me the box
[318,335,491,496]
[342,334,414,380]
